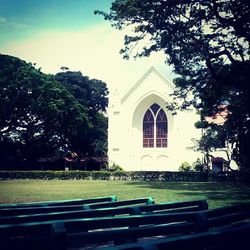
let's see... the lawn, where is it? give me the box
[0,180,250,208]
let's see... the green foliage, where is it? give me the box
[91,171,111,180]
[92,140,107,158]
[0,54,86,167]
[0,170,112,180]
[0,54,108,168]
[96,0,250,170]
[193,124,234,170]
[192,158,206,172]
[1,170,250,183]
[195,125,227,152]
[55,71,108,113]
[55,71,108,159]
[108,163,124,172]
[178,162,193,172]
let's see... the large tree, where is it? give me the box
[0,54,89,168]
[55,71,108,163]
[96,0,250,170]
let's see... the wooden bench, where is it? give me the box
[59,202,250,249]
[103,223,250,250]
[0,209,204,250]
[0,199,207,225]
[1,199,249,250]
[0,199,208,249]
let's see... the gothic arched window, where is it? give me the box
[156,109,168,147]
[143,104,168,148]
[143,109,154,148]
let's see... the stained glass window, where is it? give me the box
[143,104,168,148]
[143,109,154,147]
[150,103,160,115]
[156,109,168,147]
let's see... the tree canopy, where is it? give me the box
[96,0,250,170]
[0,54,108,169]
[55,71,108,160]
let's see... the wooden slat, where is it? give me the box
[0,197,153,217]
[0,195,117,208]
[0,200,207,225]
[103,223,250,250]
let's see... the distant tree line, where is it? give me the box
[0,54,108,170]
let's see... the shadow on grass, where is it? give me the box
[124,181,250,206]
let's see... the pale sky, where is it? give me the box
[0,0,175,94]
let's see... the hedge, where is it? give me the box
[0,170,249,183]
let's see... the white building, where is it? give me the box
[108,67,202,171]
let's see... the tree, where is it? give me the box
[55,71,109,164]
[0,54,89,168]
[194,120,234,170]
[96,0,250,170]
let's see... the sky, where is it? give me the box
[0,0,175,94]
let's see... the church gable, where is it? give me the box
[120,66,174,105]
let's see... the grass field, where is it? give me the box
[0,180,250,208]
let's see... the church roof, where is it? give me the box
[121,66,174,104]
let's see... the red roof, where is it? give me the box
[205,105,229,125]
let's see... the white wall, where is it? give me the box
[108,68,202,171]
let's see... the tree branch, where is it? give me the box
[205,57,220,80]
[208,49,237,64]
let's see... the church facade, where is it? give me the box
[108,67,202,171]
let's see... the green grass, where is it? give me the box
[0,180,250,208]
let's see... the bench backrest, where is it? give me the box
[1,202,249,241]
[102,223,250,250]
[2,203,250,250]
[0,199,207,225]
[0,197,154,216]
[0,196,117,208]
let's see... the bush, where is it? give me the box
[0,170,249,183]
[178,162,193,172]
[91,171,111,180]
[192,158,206,172]
[108,163,124,172]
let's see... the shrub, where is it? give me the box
[91,171,111,180]
[108,163,124,172]
[192,158,206,172]
[178,162,192,172]
[0,170,249,183]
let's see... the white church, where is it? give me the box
[108,67,202,171]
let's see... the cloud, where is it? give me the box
[1,23,175,93]
[0,17,7,24]
[0,16,27,28]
